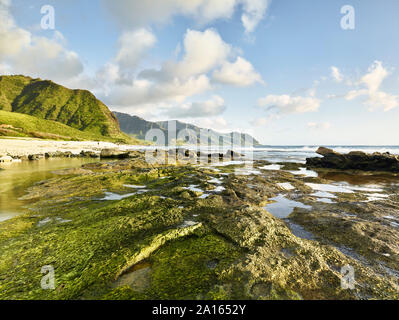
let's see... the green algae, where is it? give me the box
[1,156,398,300]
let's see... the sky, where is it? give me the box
[1,0,399,145]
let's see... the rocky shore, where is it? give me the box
[307,147,399,172]
[0,138,244,163]
[0,138,118,162]
[1,150,398,300]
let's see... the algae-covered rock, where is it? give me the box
[1,152,398,300]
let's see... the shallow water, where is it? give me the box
[114,261,152,291]
[260,164,281,171]
[0,158,100,222]
[183,185,203,193]
[288,167,318,178]
[318,171,399,185]
[285,221,315,240]
[208,177,222,184]
[265,195,312,219]
[310,191,337,199]
[101,192,136,201]
[305,183,355,194]
[277,182,295,190]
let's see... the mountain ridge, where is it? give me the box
[0,75,131,143]
[114,111,259,146]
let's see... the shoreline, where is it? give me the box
[0,137,121,159]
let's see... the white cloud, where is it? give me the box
[116,29,156,72]
[345,61,398,111]
[307,122,331,130]
[188,116,230,132]
[104,74,211,109]
[102,0,270,33]
[241,0,270,33]
[103,28,261,115]
[331,66,343,82]
[138,28,233,83]
[258,94,321,114]
[250,114,279,127]
[0,0,83,82]
[213,56,263,87]
[176,29,232,78]
[165,95,226,118]
[361,61,388,92]
[365,90,398,112]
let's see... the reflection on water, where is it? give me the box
[285,220,315,240]
[288,167,318,178]
[318,171,399,185]
[305,183,355,194]
[0,158,100,221]
[265,195,312,219]
[260,164,281,171]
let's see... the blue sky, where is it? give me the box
[1,0,399,145]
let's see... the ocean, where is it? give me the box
[251,145,399,163]
[122,144,399,164]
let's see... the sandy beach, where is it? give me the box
[0,137,121,157]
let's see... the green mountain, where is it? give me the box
[0,75,132,143]
[114,111,260,146]
[0,110,119,141]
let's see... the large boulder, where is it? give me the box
[316,147,340,156]
[307,148,399,172]
[100,148,130,159]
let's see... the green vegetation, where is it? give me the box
[0,75,137,143]
[0,110,137,143]
[0,156,398,300]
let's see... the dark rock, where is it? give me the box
[208,153,224,159]
[80,150,100,158]
[307,148,399,172]
[100,148,130,159]
[316,147,340,156]
[225,150,243,159]
[179,149,197,159]
[168,149,197,160]
[28,154,45,161]
[348,151,366,156]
